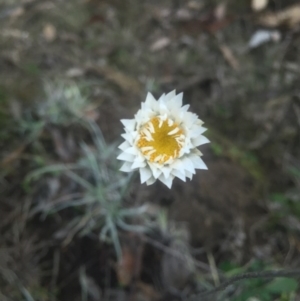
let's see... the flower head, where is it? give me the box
[117,90,209,188]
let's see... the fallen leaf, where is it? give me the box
[176,8,192,21]
[214,2,227,21]
[151,8,170,20]
[252,0,268,11]
[219,44,239,70]
[187,1,204,11]
[82,104,100,122]
[248,29,281,48]
[150,37,170,52]
[178,4,233,35]
[66,67,85,78]
[43,23,56,42]
[258,4,300,28]
[116,246,136,286]
[116,234,144,286]
[86,65,142,96]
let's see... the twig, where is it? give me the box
[189,269,300,300]
[207,252,220,286]
[141,235,216,274]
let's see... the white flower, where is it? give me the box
[117,90,209,188]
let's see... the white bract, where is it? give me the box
[117,90,209,188]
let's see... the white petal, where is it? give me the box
[140,167,152,183]
[145,92,157,109]
[185,171,193,180]
[192,135,210,146]
[158,174,174,188]
[171,159,185,172]
[121,119,136,131]
[120,162,133,172]
[146,177,156,186]
[169,93,183,109]
[148,163,162,179]
[182,157,195,174]
[192,148,203,156]
[171,169,186,182]
[164,90,176,103]
[190,126,208,138]
[158,93,166,103]
[121,133,134,144]
[118,141,131,151]
[161,165,172,178]
[131,154,146,169]
[199,127,207,134]
[183,112,198,127]
[189,155,208,170]
[131,160,147,169]
[117,152,135,162]
[124,146,139,155]
[181,104,190,112]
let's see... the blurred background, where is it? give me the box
[1,0,300,300]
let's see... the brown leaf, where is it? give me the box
[150,37,170,52]
[43,23,56,42]
[252,0,268,11]
[175,8,192,21]
[258,4,300,28]
[82,104,100,122]
[175,2,232,35]
[66,67,85,78]
[187,1,204,11]
[116,246,136,286]
[86,65,142,96]
[219,44,239,71]
[116,234,144,286]
[214,2,227,21]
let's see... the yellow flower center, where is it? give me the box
[136,116,185,164]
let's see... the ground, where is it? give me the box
[0,0,300,300]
